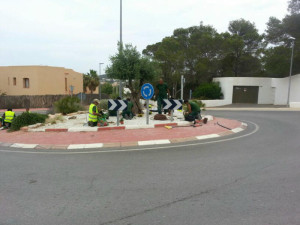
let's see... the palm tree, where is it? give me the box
[83,70,99,94]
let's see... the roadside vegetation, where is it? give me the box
[54,96,84,115]
[10,113,48,131]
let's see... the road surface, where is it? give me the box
[0,111,299,225]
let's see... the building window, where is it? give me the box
[23,78,30,88]
[65,78,68,91]
[13,77,16,86]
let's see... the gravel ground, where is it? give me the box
[29,109,212,132]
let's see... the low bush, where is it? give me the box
[54,96,84,115]
[10,112,48,131]
[110,93,120,100]
[193,82,223,100]
[101,83,113,95]
[99,99,108,110]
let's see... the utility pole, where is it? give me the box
[119,0,123,98]
[287,37,295,107]
[99,63,104,100]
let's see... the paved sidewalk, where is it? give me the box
[0,108,49,112]
[0,117,246,149]
[207,104,300,111]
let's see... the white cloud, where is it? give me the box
[0,0,288,73]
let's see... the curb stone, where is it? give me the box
[0,122,248,150]
[26,116,215,132]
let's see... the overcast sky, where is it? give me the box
[0,0,288,74]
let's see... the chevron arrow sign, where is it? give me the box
[108,100,128,111]
[162,99,183,110]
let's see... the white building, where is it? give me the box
[202,74,300,108]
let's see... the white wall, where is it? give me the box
[213,77,274,104]
[272,74,300,106]
[204,74,300,107]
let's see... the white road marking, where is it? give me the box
[138,139,170,146]
[196,134,220,140]
[84,143,103,149]
[11,143,38,149]
[68,144,86,150]
[231,128,244,133]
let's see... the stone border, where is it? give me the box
[23,118,214,133]
[1,122,248,150]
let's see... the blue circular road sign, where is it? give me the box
[141,83,154,100]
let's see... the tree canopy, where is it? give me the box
[142,0,299,97]
[106,44,161,113]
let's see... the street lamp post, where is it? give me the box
[99,63,104,100]
[119,0,123,98]
[287,37,295,106]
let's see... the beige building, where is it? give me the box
[0,66,83,96]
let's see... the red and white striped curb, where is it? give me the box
[3,122,248,150]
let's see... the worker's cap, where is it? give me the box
[93,99,100,104]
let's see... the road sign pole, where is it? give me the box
[117,111,120,126]
[181,75,184,100]
[141,83,154,125]
[146,99,149,125]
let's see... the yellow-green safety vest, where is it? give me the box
[89,104,98,122]
[4,111,15,123]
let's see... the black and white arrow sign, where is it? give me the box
[163,99,183,110]
[108,100,128,111]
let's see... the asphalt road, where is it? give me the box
[0,111,299,225]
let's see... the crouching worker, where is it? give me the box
[122,98,134,119]
[183,100,207,124]
[3,108,16,129]
[88,99,103,127]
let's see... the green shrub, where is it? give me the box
[99,99,108,110]
[101,83,113,95]
[54,96,84,115]
[193,82,223,100]
[110,93,120,99]
[10,113,48,131]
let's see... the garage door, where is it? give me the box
[232,86,259,104]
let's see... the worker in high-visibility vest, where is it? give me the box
[3,108,16,128]
[88,99,102,127]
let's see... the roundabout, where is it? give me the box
[0,115,248,152]
[1,110,299,225]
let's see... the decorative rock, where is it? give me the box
[28,123,42,129]
[48,114,56,119]
[77,111,88,114]
[67,113,77,116]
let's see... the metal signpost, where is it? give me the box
[141,83,154,125]
[108,99,128,126]
[180,75,185,100]
[77,92,86,104]
[163,99,183,121]
[70,85,74,97]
